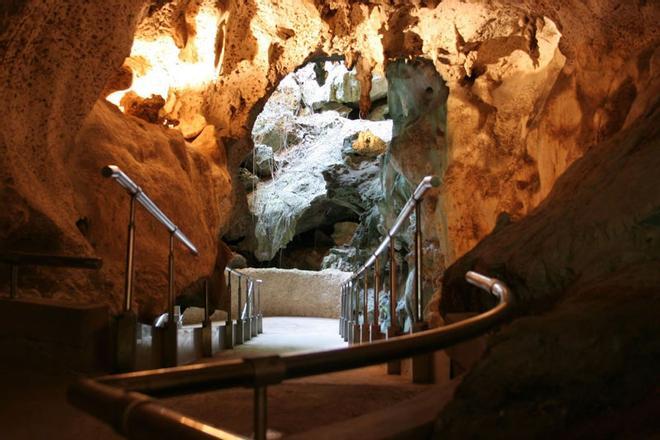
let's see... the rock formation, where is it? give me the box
[1,0,659,431]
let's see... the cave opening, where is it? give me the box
[231,59,394,272]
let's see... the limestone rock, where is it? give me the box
[367,103,389,121]
[244,144,276,178]
[435,106,660,437]
[332,71,388,106]
[331,222,358,246]
[62,101,232,317]
[238,168,259,192]
[249,110,392,261]
[344,131,388,158]
[252,75,302,152]
[235,268,352,318]
[120,92,166,124]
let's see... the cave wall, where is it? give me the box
[435,95,660,439]
[1,0,658,318]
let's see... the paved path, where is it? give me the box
[213,316,347,360]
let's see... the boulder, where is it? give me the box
[332,71,388,105]
[367,103,389,121]
[249,110,392,261]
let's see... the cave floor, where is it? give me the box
[2,317,432,439]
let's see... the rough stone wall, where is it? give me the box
[235,268,351,318]
[1,0,658,319]
[435,105,660,437]
[67,101,232,317]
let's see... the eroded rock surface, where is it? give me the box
[435,104,660,437]
[1,0,658,368]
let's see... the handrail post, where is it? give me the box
[257,280,263,334]
[339,284,344,337]
[371,256,382,341]
[244,278,252,341]
[254,386,267,440]
[224,271,234,349]
[202,278,213,357]
[411,200,433,383]
[352,280,360,344]
[236,274,244,345]
[343,281,351,342]
[163,231,178,368]
[362,272,369,343]
[387,239,401,374]
[115,194,137,372]
[167,231,175,325]
[388,238,399,337]
[9,264,18,299]
[251,280,258,337]
[124,194,137,312]
[414,200,423,323]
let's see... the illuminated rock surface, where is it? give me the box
[0,0,659,434]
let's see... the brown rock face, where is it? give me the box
[65,102,231,317]
[435,105,660,437]
[1,0,658,321]
[0,0,148,302]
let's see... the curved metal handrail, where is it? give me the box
[68,271,513,440]
[102,165,198,255]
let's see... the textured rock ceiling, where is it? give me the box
[0,0,658,317]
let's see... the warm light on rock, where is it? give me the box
[107,6,222,112]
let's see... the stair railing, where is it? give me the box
[102,165,198,371]
[340,175,438,354]
[68,270,514,440]
[224,268,263,348]
[1,252,102,299]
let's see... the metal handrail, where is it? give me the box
[104,165,200,371]
[340,175,439,350]
[68,271,513,440]
[102,165,198,255]
[354,175,439,278]
[223,268,263,347]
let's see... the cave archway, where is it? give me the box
[229,59,394,272]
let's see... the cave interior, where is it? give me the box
[0,0,659,438]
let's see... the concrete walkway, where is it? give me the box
[164,316,432,438]
[2,317,434,439]
[214,316,347,360]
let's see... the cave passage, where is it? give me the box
[231,60,393,272]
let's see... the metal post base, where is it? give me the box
[251,317,258,337]
[361,324,369,343]
[370,324,383,342]
[235,319,244,345]
[243,319,252,341]
[351,323,360,345]
[161,322,178,368]
[114,311,137,372]
[201,321,213,357]
[411,322,433,384]
[223,320,234,349]
[257,314,263,334]
[386,327,401,374]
